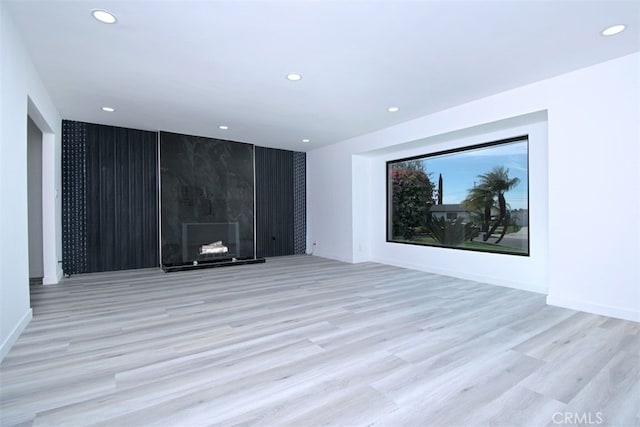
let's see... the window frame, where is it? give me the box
[386,135,530,257]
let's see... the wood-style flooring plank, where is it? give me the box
[1,255,638,426]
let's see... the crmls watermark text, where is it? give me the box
[552,412,604,425]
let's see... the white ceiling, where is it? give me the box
[6,1,640,151]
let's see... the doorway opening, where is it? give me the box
[27,116,44,285]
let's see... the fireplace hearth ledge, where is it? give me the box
[162,257,265,273]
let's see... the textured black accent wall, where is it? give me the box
[62,121,88,275]
[159,131,255,265]
[85,124,158,272]
[293,151,307,255]
[62,120,158,274]
[64,123,306,272]
[255,147,306,257]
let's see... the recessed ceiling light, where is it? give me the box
[302,138,310,143]
[92,9,117,24]
[387,106,399,112]
[219,125,229,130]
[601,24,626,36]
[286,73,302,81]
[101,106,115,112]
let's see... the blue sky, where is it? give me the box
[421,140,528,210]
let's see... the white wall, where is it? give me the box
[306,143,354,262]
[27,117,43,278]
[307,52,639,321]
[0,4,62,362]
[544,55,640,322]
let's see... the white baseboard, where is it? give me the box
[311,252,354,264]
[0,308,32,363]
[547,295,640,322]
[43,264,63,285]
[43,274,58,285]
[351,255,372,264]
[369,256,547,294]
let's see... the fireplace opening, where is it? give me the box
[181,222,240,263]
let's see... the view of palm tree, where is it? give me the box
[465,166,520,244]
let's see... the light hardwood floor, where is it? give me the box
[1,256,638,426]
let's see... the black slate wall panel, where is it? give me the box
[159,131,255,265]
[255,147,295,258]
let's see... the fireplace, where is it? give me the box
[181,222,239,263]
[159,131,264,272]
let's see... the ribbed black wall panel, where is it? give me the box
[84,123,158,272]
[63,121,158,274]
[255,147,294,258]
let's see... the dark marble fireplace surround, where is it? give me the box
[160,131,256,268]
